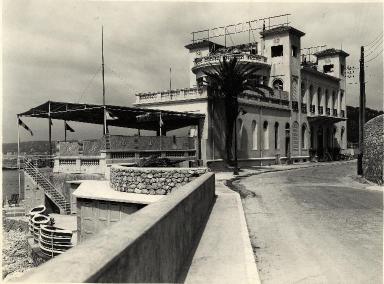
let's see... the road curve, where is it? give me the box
[236,161,383,284]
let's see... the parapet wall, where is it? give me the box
[363,115,384,184]
[16,172,216,283]
[110,166,208,195]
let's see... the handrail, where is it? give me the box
[24,159,69,212]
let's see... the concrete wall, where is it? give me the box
[23,173,45,214]
[76,198,145,243]
[363,115,384,184]
[17,172,215,283]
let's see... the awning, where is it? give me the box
[18,101,204,131]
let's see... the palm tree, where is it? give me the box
[203,56,273,171]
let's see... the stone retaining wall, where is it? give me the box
[110,166,208,195]
[363,115,383,184]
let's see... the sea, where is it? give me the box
[2,169,25,202]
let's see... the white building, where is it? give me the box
[134,25,348,166]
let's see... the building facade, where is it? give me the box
[134,25,348,166]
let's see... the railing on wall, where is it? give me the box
[135,87,207,105]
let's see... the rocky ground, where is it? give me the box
[2,219,34,281]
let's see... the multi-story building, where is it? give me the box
[134,24,348,166]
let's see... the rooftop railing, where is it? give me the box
[193,53,268,70]
[135,87,207,105]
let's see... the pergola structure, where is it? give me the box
[18,101,205,159]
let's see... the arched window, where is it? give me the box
[252,120,258,150]
[317,87,322,106]
[325,89,329,108]
[273,79,283,90]
[309,85,314,105]
[332,91,336,109]
[274,122,279,149]
[341,127,345,146]
[301,82,306,103]
[301,124,307,149]
[263,121,269,150]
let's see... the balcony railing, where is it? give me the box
[135,87,207,105]
[310,105,315,114]
[341,110,345,117]
[318,106,324,115]
[333,109,338,116]
[326,108,331,116]
[193,53,268,70]
[301,103,307,113]
[240,89,289,106]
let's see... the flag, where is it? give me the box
[18,118,33,136]
[106,111,118,120]
[65,122,75,132]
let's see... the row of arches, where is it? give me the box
[237,119,309,153]
[301,83,343,110]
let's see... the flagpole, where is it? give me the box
[17,116,21,199]
[48,101,52,165]
[102,25,106,136]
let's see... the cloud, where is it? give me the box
[2,0,383,143]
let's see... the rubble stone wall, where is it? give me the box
[363,115,384,184]
[110,166,208,195]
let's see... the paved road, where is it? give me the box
[235,161,383,284]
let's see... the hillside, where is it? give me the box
[347,106,384,144]
[2,141,57,155]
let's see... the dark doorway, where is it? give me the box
[317,127,323,158]
[285,123,290,158]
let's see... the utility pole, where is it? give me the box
[357,46,365,175]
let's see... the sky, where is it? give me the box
[2,0,383,143]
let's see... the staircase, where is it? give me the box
[23,159,71,214]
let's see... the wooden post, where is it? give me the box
[358,46,365,175]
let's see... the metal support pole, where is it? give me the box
[17,115,21,199]
[64,121,67,142]
[48,101,52,166]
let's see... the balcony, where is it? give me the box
[333,109,338,116]
[310,105,315,114]
[318,106,324,115]
[135,87,207,105]
[326,108,331,116]
[240,89,289,108]
[192,53,269,73]
[301,103,307,114]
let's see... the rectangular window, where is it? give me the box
[341,64,345,76]
[292,45,298,57]
[323,64,334,73]
[271,45,283,57]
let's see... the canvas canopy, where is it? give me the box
[18,101,204,131]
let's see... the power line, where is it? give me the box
[364,33,383,49]
[366,49,383,63]
[364,39,383,57]
[76,66,102,103]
